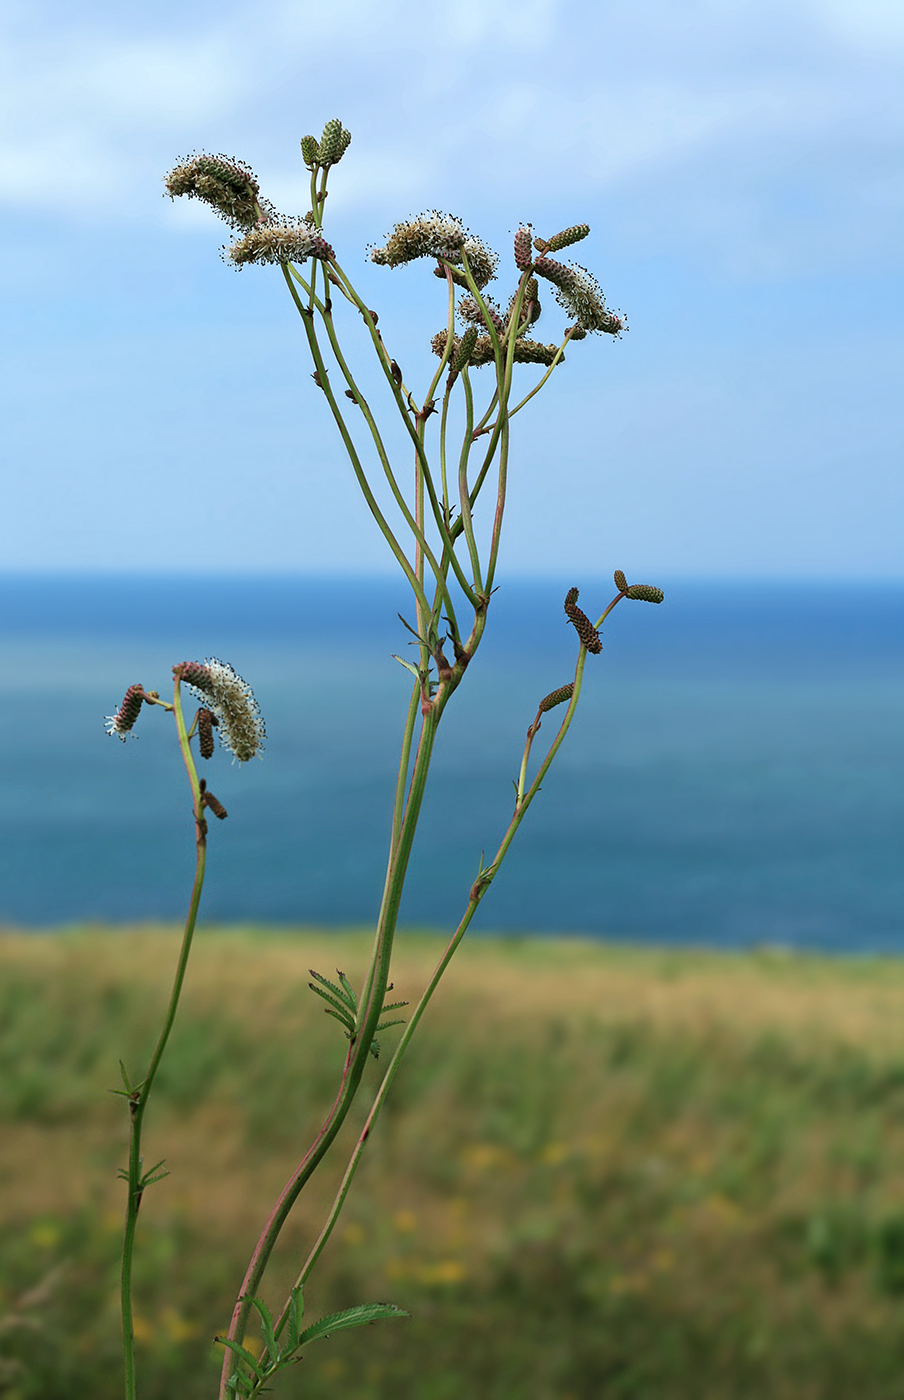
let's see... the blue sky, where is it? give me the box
[2,0,901,577]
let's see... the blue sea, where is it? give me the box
[0,575,900,952]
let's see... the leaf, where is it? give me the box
[309,983,357,1021]
[396,612,425,642]
[215,1336,265,1383]
[380,999,409,1014]
[309,970,356,1011]
[337,971,357,1007]
[391,654,421,679]
[119,1060,132,1091]
[285,1285,304,1351]
[245,1296,279,1367]
[298,1302,409,1347]
[141,1168,170,1190]
[375,1018,406,1034]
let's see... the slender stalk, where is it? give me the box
[320,264,478,616]
[268,627,606,1350]
[456,368,483,591]
[120,676,205,1400]
[279,265,430,620]
[219,704,441,1397]
[392,680,422,851]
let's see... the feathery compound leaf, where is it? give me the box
[380,1000,409,1014]
[298,1302,409,1347]
[140,1166,170,1190]
[309,969,356,1011]
[375,1018,406,1034]
[309,983,357,1021]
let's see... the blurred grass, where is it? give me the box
[4,927,904,1397]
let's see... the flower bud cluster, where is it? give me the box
[432,332,561,368]
[105,684,146,741]
[534,257,624,336]
[164,154,266,230]
[538,682,575,714]
[371,214,497,287]
[449,326,479,377]
[317,118,352,167]
[545,224,590,253]
[227,219,335,268]
[564,587,603,654]
[174,659,265,763]
[613,570,664,603]
[197,707,217,759]
[514,226,533,271]
[510,339,561,365]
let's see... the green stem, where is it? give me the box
[268,627,603,1349]
[218,704,441,1399]
[121,676,205,1400]
[317,295,460,621]
[323,262,479,615]
[456,369,483,592]
[279,264,431,621]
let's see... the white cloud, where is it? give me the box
[0,0,900,274]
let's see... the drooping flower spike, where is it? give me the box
[431,332,562,368]
[174,659,265,764]
[105,684,147,741]
[533,257,624,336]
[164,154,268,230]
[227,219,335,268]
[371,213,498,288]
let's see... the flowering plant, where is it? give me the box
[108,118,663,1399]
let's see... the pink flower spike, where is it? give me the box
[105,684,146,741]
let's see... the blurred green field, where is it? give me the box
[4,927,904,1398]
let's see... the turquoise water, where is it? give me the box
[0,575,900,950]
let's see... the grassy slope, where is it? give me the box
[3,927,904,1398]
